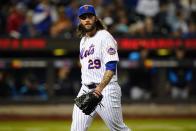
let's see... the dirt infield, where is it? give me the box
[1,104,196,120]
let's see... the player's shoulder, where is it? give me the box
[80,37,85,42]
[80,37,86,44]
[97,30,110,35]
[96,30,113,39]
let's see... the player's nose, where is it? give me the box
[85,21,91,25]
[84,19,91,22]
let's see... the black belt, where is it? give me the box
[85,83,98,89]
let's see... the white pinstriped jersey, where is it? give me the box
[79,30,119,85]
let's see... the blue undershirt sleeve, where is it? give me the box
[105,61,117,73]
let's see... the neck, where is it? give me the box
[86,28,97,37]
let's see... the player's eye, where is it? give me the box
[80,14,94,20]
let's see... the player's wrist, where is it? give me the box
[95,86,103,94]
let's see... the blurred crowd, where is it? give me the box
[0,45,196,101]
[120,45,195,100]
[0,0,195,38]
[0,0,196,101]
[0,69,48,100]
[0,58,83,100]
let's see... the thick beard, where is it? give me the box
[81,23,96,32]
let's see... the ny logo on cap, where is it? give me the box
[84,5,89,10]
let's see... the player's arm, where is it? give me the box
[95,61,117,94]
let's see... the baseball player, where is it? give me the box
[71,5,130,131]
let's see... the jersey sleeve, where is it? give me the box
[101,35,119,64]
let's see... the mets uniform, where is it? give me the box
[71,29,130,131]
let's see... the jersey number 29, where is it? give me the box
[88,59,101,69]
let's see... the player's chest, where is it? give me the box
[80,41,101,60]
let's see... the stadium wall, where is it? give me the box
[1,104,196,120]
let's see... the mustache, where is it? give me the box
[85,23,91,25]
[80,23,96,32]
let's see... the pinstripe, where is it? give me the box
[95,83,129,131]
[71,30,130,131]
[80,30,119,85]
[71,86,96,131]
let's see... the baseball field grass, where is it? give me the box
[0,119,196,131]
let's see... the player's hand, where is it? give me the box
[74,90,103,115]
[93,89,102,97]
[93,86,103,97]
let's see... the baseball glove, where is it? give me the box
[74,90,103,115]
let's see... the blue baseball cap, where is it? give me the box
[78,5,96,17]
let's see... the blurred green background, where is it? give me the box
[1,119,196,131]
